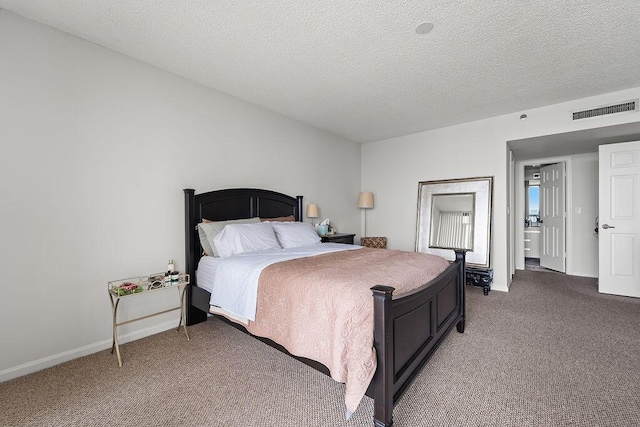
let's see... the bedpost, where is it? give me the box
[295,196,303,222]
[184,189,207,325]
[371,285,395,427]
[455,250,466,333]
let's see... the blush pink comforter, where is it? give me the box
[243,247,449,414]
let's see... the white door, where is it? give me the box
[540,162,566,272]
[598,141,640,298]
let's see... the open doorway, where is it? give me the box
[513,152,601,278]
[514,156,572,274]
[523,166,543,271]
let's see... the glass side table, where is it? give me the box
[108,273,191,367]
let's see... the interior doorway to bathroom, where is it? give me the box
[523,165,544,271]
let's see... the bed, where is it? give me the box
[184,188,466,427]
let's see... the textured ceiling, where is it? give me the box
[2,1,640,143]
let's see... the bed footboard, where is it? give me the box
[370,251,466,427]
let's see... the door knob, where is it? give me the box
[601,224,615,229]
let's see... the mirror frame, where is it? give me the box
[416,176,493,268]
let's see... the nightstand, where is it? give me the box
[108,274,191,366]
[321,233,355,244]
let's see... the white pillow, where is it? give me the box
[271,222,321,248]
[197,217,261,257]
[212,222,281,258]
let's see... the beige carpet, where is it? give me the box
[524,258,558,273]
[2,270,640,426]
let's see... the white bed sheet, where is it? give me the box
[197,243,361,322]
[196,256,221,294]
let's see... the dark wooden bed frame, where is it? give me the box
[184,188,466,427]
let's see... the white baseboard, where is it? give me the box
[0,320,178,383]
[568,271,598,279]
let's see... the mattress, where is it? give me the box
[196,255,221,294]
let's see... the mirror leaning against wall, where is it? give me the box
[416,176,493,268]
[429,193,475,251]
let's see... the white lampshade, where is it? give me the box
[306,203,319,218]
[358,192,374,209]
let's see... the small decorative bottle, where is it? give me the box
[167,259,175,272]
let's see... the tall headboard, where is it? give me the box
[183,188,303,324]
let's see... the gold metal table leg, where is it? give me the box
[109,294,123,367]
[177,285,191,341]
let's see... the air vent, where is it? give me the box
[572,99,638,120]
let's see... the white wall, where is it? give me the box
[362,86,640,292]
[571,153,599,277]
[0,11,361,380]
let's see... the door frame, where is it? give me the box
[515,155,573,273]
